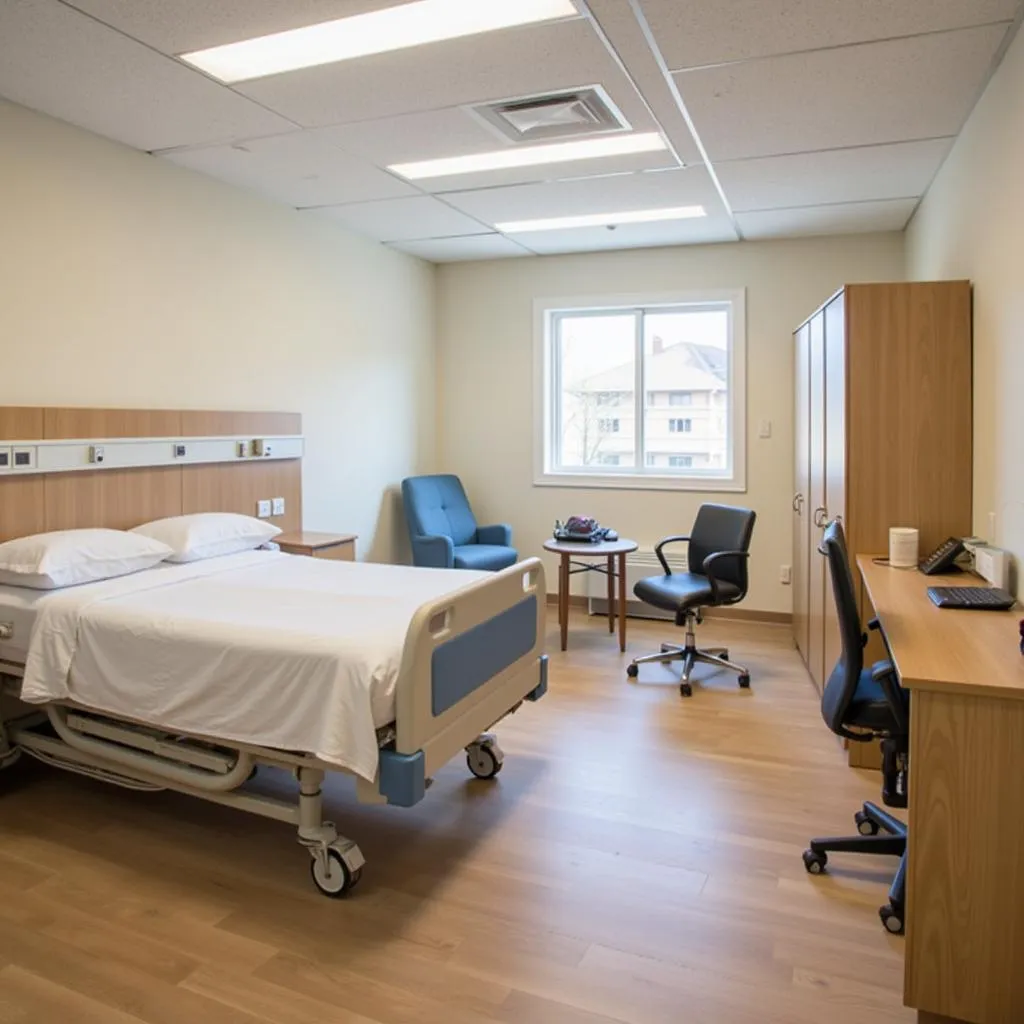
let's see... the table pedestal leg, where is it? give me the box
[618,551,628,652]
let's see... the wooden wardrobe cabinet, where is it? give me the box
[792,281,973,692]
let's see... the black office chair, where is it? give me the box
[802,520,910,935]
[626,503,756,697]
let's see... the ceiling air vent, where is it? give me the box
[469,87,629,144]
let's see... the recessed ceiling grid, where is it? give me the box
[0,0,1018,259]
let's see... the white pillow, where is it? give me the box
[0,529,173,590]
[131,513,281,563]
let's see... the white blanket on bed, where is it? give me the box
[20,550,486,781]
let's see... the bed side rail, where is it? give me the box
[394,558,546,771]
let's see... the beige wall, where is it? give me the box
[906,24,1024,571]
[0,99,436,562]
[437,234,905,613]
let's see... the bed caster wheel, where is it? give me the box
[879,904,904,935]
[802,849,827,875]
[626,663,639,679]
[466,738,504,780]
[679,682,693,698]
[855,810,880,835]
[738,674,751,689]
[310,847,363,899]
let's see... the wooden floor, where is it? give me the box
[0,613,912,1023]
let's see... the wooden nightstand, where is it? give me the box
[274,531,357,562]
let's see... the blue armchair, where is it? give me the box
[401,474,518,571]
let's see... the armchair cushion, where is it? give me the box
[402,475,478,547]
[453,545,518,572]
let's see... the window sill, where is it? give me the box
[534,472,746,493]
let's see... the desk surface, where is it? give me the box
[858,554,1024,701]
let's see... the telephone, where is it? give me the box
[919,537,965,575]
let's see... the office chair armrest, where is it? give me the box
[411,534,455,569]
[702,550,750,605]
[476,523,512,547]
[872,661,910,736]
[654,535,690,575]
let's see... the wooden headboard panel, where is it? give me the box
[0,408,302,542]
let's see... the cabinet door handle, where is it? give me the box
[792,493,804,512]
[813,506,828,528]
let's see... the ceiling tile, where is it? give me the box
[313,196,489,242]
[442,166,726,226]
[675,24,1010,161]
[389,234,535,262]
[0,0,293,151]
[234,19,653,130]
[716,138,954,212]
[63,1,427,55]
[504,216,738,256]
[640,0,1019,70]
[161,132,416,207]
[736,198,918,239]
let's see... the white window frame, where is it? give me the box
[533,289,747,492]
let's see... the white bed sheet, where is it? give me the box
[0,584,46,664]
[19,551,488,781]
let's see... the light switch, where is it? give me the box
[272,497,285,516]
[758,419,772,439]
[256,499,272,518]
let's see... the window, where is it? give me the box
[535,290,745,490]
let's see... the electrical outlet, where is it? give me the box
[272,497,285,516]
[236,441,248,458]
[779,564,792,584]
[0,448,11,471]
[256,499,272,518]
[173,443,187,458]
[89,445,105,464]
[13,447,36,470]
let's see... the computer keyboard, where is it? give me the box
[927,586,1016,610]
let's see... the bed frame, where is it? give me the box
[0,407,547,897]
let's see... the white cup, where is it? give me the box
[889,527,919,568]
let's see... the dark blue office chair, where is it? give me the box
[803,520,910,935]
[626,503,756,697]
[401,474,517,571]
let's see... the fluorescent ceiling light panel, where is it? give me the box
[389,132,667,180]
[180,0,580,83]
[497,206,706,233]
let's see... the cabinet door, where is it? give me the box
[807,311,827,690]
[792,323,811,659]
[823,292,847,679]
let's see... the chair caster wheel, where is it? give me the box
[802,849,827,874]
[879,904,904,935]
[855,810,880,835]
[626,663,639,679]
[679,682,693,698]
[738,673,750,689]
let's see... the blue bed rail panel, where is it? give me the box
[527,654,548,702]
[430,596,538,717]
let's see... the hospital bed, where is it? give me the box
[0,550,547,897]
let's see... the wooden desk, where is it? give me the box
[858,556,1024,1024]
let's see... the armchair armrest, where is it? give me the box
[476,523,513,547]
[701,549,750,605]
[872,660,909,736]
[654,535,690,575]
[411,534,454,569]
